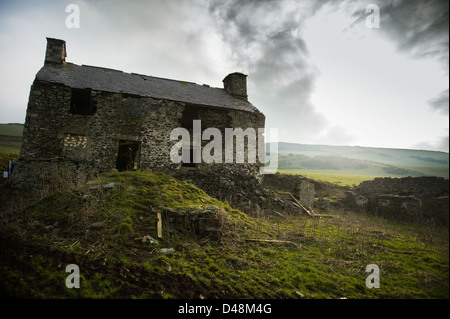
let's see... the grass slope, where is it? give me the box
[277,170,378,187]
[0,170,448,299]
[0,123,24,137]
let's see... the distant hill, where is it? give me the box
[267,142,449,179]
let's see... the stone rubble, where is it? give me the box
[168,168,315,216]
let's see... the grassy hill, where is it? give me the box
[0,170,448,299]
[0,123,24,137]
[0,123,23,155]
[270,142,449,179]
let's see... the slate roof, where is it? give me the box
[35,63,258,113]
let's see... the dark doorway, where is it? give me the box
[116,140,140,171]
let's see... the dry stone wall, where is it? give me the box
[356,176,448,198]
[344,176,449,226]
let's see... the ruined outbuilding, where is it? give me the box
[10,38,265,190]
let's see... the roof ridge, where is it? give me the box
[147,74,197,86]
[81,64,124,73]
[72,62,219,89]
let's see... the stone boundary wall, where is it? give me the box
[344,176,449,227]
[356,176,449,198]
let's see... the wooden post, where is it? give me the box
[157,212,162,239]
[287,192,314,217]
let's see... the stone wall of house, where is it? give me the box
[20,82,71,160]
[195,106,265,177]
[343,176,449,226]
[8,159,92,191]
[10,81,265,190]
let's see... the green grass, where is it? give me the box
[0,142,21,153]
[0,123,22,156]
[0,170,448,299]
[277,170,378,187]
[0,123,24,137]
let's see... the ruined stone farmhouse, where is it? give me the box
[11,38,265,189]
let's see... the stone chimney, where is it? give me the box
[45,37,66,65]
[223,72,248,100]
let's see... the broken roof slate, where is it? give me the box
[35,63,258,113]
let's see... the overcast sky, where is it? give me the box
[0,0,448,152]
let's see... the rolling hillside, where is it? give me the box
[269,142,449,178]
